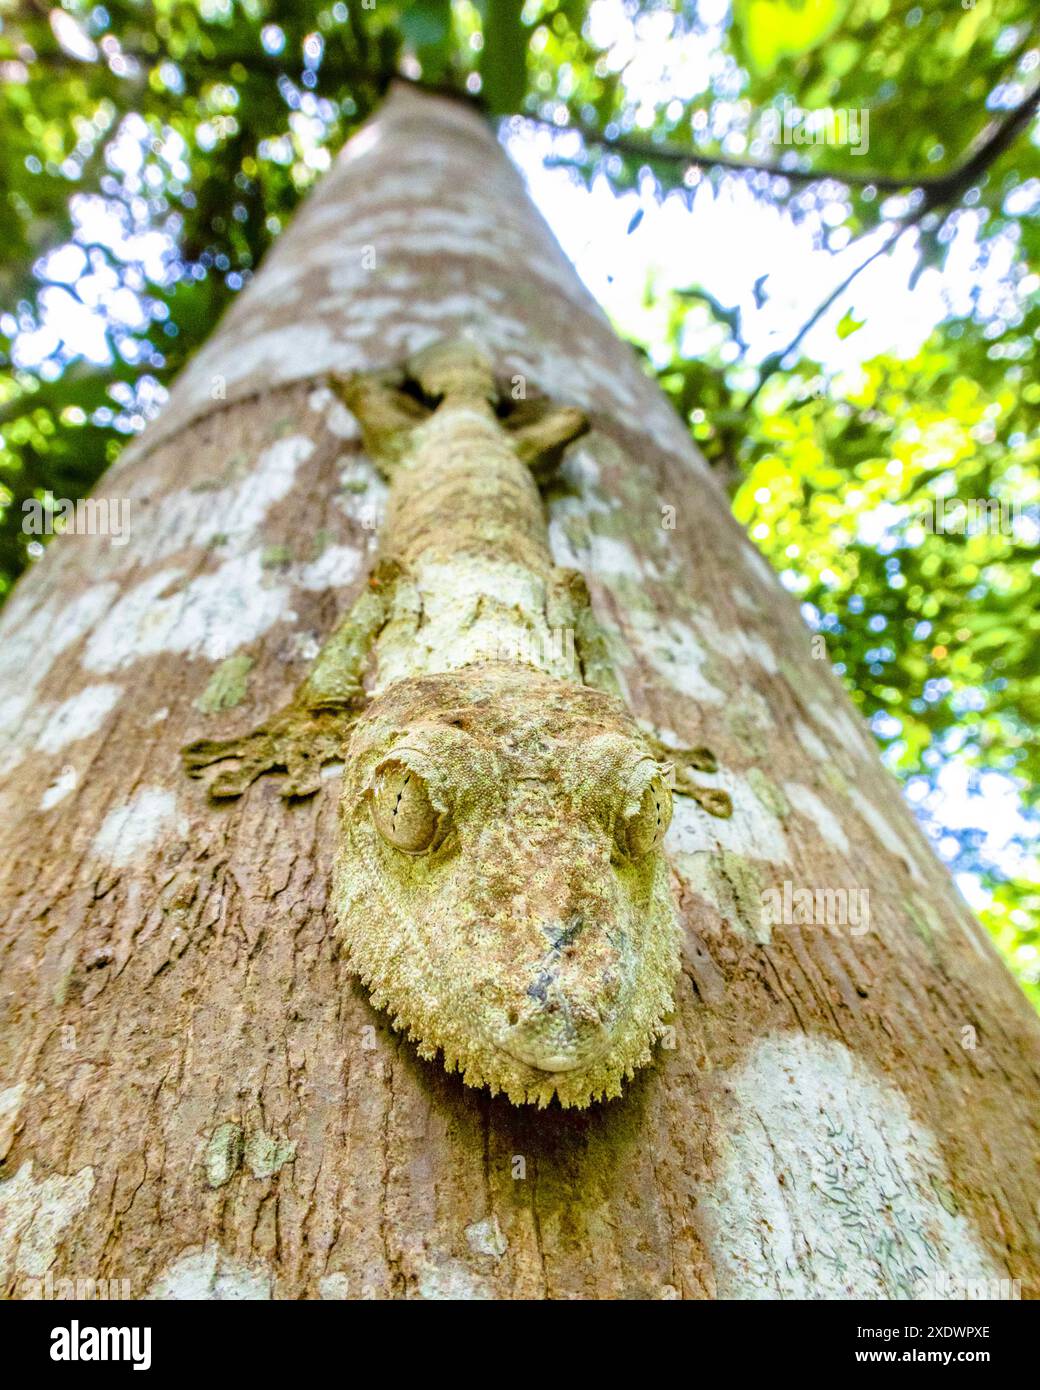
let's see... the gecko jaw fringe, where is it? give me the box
[339,931,679,1109]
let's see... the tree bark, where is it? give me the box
[1,83,1037,1301]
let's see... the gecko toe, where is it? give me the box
[208,760,277,798]
[181,737,248,773]
[281,756,322,799]
[689,784,733,818]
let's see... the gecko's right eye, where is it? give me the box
[370,759,446,854]
[614,769,672,861]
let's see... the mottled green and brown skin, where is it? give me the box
[183,339,729,1106]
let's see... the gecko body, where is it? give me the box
[184,339,729,1106]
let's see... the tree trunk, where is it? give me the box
[1,83,1037,1302]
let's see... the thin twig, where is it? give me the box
[742,82,1040,408]
[741,218,914,411]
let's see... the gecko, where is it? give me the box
[183,337,731,1107]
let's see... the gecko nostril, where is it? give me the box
[526,970,554,1005]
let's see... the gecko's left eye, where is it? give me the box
[370,759,447,854]
[614,769,672,861]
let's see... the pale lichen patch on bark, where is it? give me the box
[91,788,188,868]
[0,1083,28,1161]
[847,787,927,885]
[0,580,117,684]
[408,1249,494,1301]
[0,582,118,767]
[465,1214,508,1259]
[667,769,788,863]
[625,611,725,704]
[545,472,647,578]
[0,1161,95,1280]
[1,678,122,778]
[723,686,774,759]
[296,544,364,592]
[806,696,877,767]
[160,322,362,427]
[336,455,388,529]
[731,584,758,614]
[793,719,830,764]
[144,1246,272,1300]
[700,1034,1007,1299]
[740,542,784,594]
[33,683,123,756]
[579,535,646,580]
[905,893,944,948]
[784,781,851,855]
[696,619,780,675]
[131,434,315,568]
[203,1122,243,1188]
[244,1131,296,1180]
[194,656,253,713]
[82,551,296,672]
[307,385,360,439]
[675,850,768,943]
[746,768,790,822]
[39,766,79,811]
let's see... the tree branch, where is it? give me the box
[522,76,1040,201]
[521,114,917,191]
[741,81,1040,410]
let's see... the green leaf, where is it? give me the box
[836,308,866,339]
[401,0,451,55]
[735,0,848,76]
[480,0,527,117]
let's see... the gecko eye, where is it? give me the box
[615,773,672,861]
[370,759,446,854]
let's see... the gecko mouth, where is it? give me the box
[498,1018,611,1073]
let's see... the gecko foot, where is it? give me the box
[642,736,733,818]
[669,750,732,818]
[182,703,354,800]
[683,780,733,818]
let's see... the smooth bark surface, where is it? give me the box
[0,85,1037,1300]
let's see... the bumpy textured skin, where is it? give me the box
[184,338,729,1107]
[337,666,681,1106]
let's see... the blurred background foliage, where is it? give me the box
[0,0,1037,999]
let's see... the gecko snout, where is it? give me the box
[499,1002,610,1073]
[496,916,622,1073]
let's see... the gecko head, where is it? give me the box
[333,665,681,1108]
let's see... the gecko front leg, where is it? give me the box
[182,566,394,799]
[559,569,733,818]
